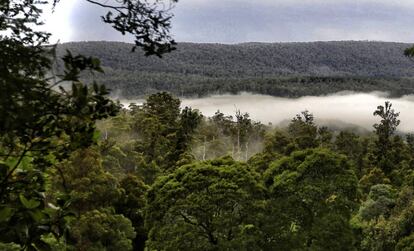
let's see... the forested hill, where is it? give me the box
[58,41,414,97]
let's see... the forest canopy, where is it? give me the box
[2,0,414,250]
[58,41,414,98]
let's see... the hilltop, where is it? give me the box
[58,41,414,97]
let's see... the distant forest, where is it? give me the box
[58,41,414,98]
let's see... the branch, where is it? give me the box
[85,0,127,13]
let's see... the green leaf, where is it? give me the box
[29,210,46,222]
[19,194,41,209]
[0,207,14,222]
[93,130,101,142]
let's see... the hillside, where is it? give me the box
[57,41,414,97]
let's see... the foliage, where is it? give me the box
[51,149,123,214]
[3,2,414,248]
[57,41,414,98]
[1,0,177,249]
[288,110,319,150]
[263,148,359,250]
[145,157,265,250]
[133,92,202,175]
[69,208,136,251]
[358,184,396,221]
[373,101,400,174]
[115,175,149,251]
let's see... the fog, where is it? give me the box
[121,92,414,133]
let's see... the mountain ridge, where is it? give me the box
[57,41,414,98]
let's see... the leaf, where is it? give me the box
[29,210,46,222]
[0,207,14,222]
[19,194,41,209]
[93,130,101,142]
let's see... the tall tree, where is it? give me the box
[373,101,400,174]
[133,92,201,174]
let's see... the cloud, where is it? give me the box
[41,0,77,42]
[121,92,414,133]
[43,0,414,43]
[185,0,414,10]
[171,0,414,43]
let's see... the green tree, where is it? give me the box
[48,149,140,250]
[334,131,366,177]
[145,157,265,250]
[248,129,292,173]
[263,148,359,250]
[358,186,414,251]
[373,101,400,174]
[288,110,319,150]
[52,149,123,214]
[0,0,178,247]
[115,175,149,251]
[359,168,391,196]
[133,92,181,167]
[358,184,396,221]
[133,92,201,174]
[69,209,136,251]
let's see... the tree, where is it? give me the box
[334,131,367,177]
[115,175,149,251]
[248,129,292,173]
[358,184,396,221]
[358,186,414,251]
[288,110,319,150]
[263,148,359,250]
[133,92,181,167]
[0,42,118,250]
[133,92,201,174]
[145,157,265,250]
[69,209,136,251]
[174,107,203,161]
[373,101,400,174]
[47,148,141,250]
[0,0,178,248]
[51,149,123,214]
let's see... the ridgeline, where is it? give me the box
[58,41,414,98]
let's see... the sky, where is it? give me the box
[43,0,414,44]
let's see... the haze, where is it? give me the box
[122,92,414,133]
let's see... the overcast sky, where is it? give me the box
[43,0,414,44]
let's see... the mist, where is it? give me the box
[121,92,414,133]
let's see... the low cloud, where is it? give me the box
[121,92,414,133]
